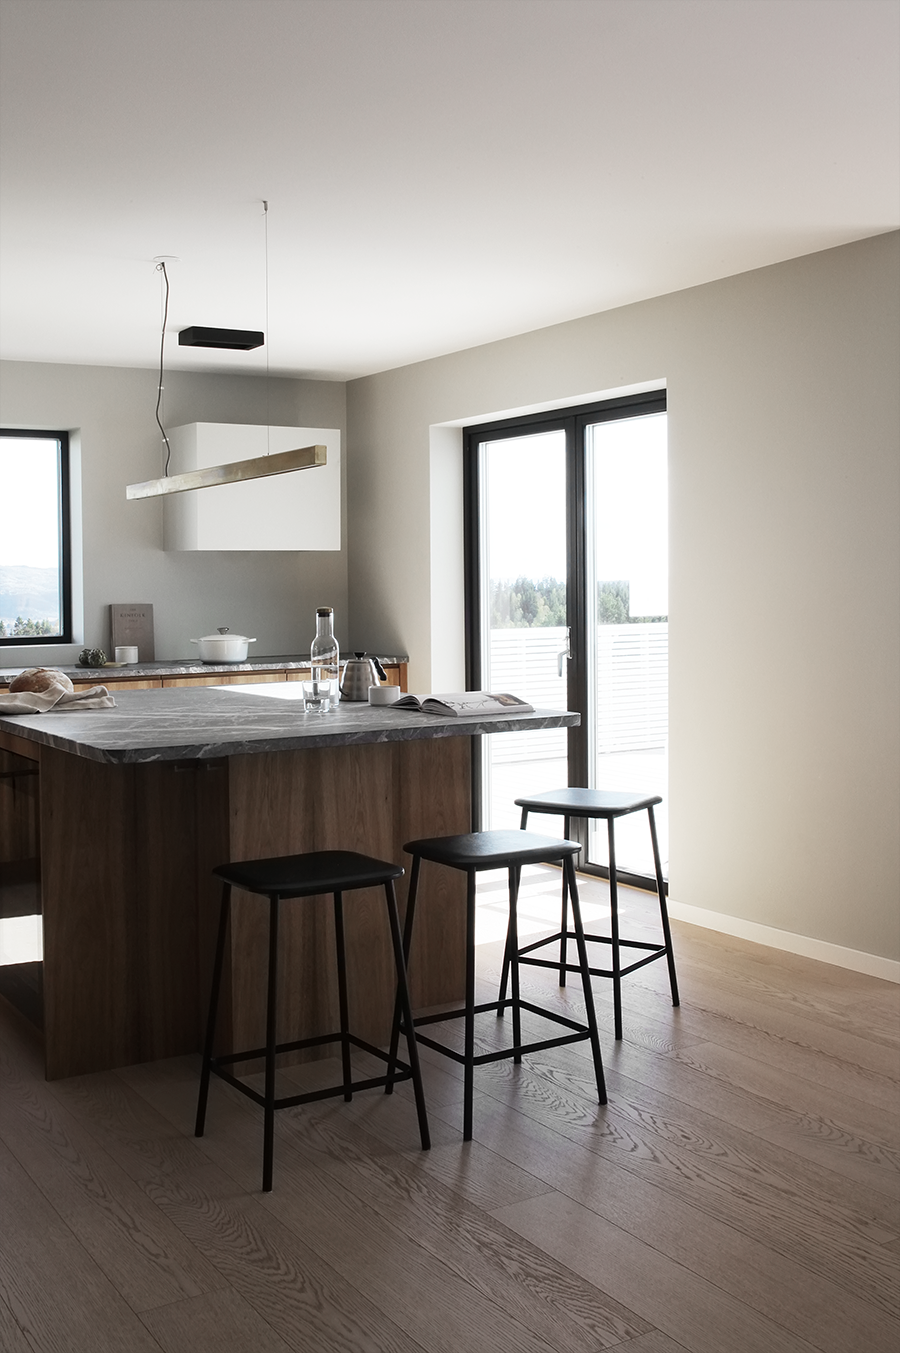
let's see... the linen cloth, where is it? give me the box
[0,676,116,714]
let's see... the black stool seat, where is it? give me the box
[214,849,404,897]
[197,849,429,1191]
[516,789,662,818]
[404,829,581,870]
[505,787,679,1040]
[390,829,606,1141]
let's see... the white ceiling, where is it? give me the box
[1,0,897,380]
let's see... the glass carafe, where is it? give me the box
[310,606,340,710]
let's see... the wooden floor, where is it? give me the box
[1,872,898,1353]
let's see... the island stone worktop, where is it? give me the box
[0,682,579,763]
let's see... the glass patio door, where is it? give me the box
[466,392,667,886]
[585,411,668,877]
[475,427,569,834]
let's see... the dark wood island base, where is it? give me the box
[2,732,469,1079]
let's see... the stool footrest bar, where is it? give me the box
[208,1029,415,1111]
[405,995,597,1067]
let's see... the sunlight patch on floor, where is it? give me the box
[475,863,623,946]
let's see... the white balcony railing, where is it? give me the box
[488,623,667,762]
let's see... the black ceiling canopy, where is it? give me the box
[178,326,264,350]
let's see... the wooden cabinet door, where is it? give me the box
[72,678,163,691]
[162,671,285,687]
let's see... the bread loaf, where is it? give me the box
[9,667,75,694]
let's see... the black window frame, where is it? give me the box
[463,389,667,889]
[0,427,73,646]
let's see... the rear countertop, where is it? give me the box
[0,653,408,685]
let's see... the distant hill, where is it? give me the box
[0,564,60,626]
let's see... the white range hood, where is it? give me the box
[162,422,341,551]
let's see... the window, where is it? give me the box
[0,429,72,645]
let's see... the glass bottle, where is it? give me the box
[310,606,340,709]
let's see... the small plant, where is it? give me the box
[78,647,107,667]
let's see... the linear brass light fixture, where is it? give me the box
[126,443,326,499]
[128,204,325,502]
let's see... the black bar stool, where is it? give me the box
[389,830,606,1141]
[196,849,430,1191]
[499,789,679,1039]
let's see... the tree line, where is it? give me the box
[0,616,57,637]
[490,577,666,628]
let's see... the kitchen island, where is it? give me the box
[0,684,578,1079]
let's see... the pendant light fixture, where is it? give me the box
[127,203,327,500]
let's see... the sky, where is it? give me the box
[0,438,60,569]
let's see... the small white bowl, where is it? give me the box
[368,684,402,705]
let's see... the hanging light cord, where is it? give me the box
[155,260,173,475]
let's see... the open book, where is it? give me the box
[391,691,534,717]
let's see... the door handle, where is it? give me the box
[557,628,572,677]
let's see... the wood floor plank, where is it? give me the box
[412,1013,900,1326]
[260,1150,634,1353]
[303,1135,651,1352]
[149,1187,427,1353]
[479,946,900,1210]
[140,1288,295,1353]
[0,1059,227,1313]
[663,924,900,1044]
[176,1086,639,1353]
[0,1140,165,1353]
[665,1039,899,1169]
[446,1075,900,1353]
[396,1138,554,1211]
[493,1189,822,1353]
[615,1334,692,1353]
[658,951,900,1085]
[0,1295,34,1353]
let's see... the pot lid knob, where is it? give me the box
[217,627,230,634]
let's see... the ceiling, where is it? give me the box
[1,0,897,381]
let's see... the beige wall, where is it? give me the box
[0,361,348,664]
[346,232,900,962]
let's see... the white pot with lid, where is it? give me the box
[190,627,257,663]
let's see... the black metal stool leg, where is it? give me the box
[508,865,522,1062]
[499,806,530,1008]
[608,820,623,1040]
[464,868,477,1141]
[566,857,607,1104]
[262,894,280,1193]
[332,892,353,1100]
[195,881,231,1138]
[385,853,421,1092]
[558,814,571,986]
[383,880,430,1150]
[497,863,520,1016]
[648,805,679,1007]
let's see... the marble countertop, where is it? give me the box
[0,653,408,684]
[0,681,579,765]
